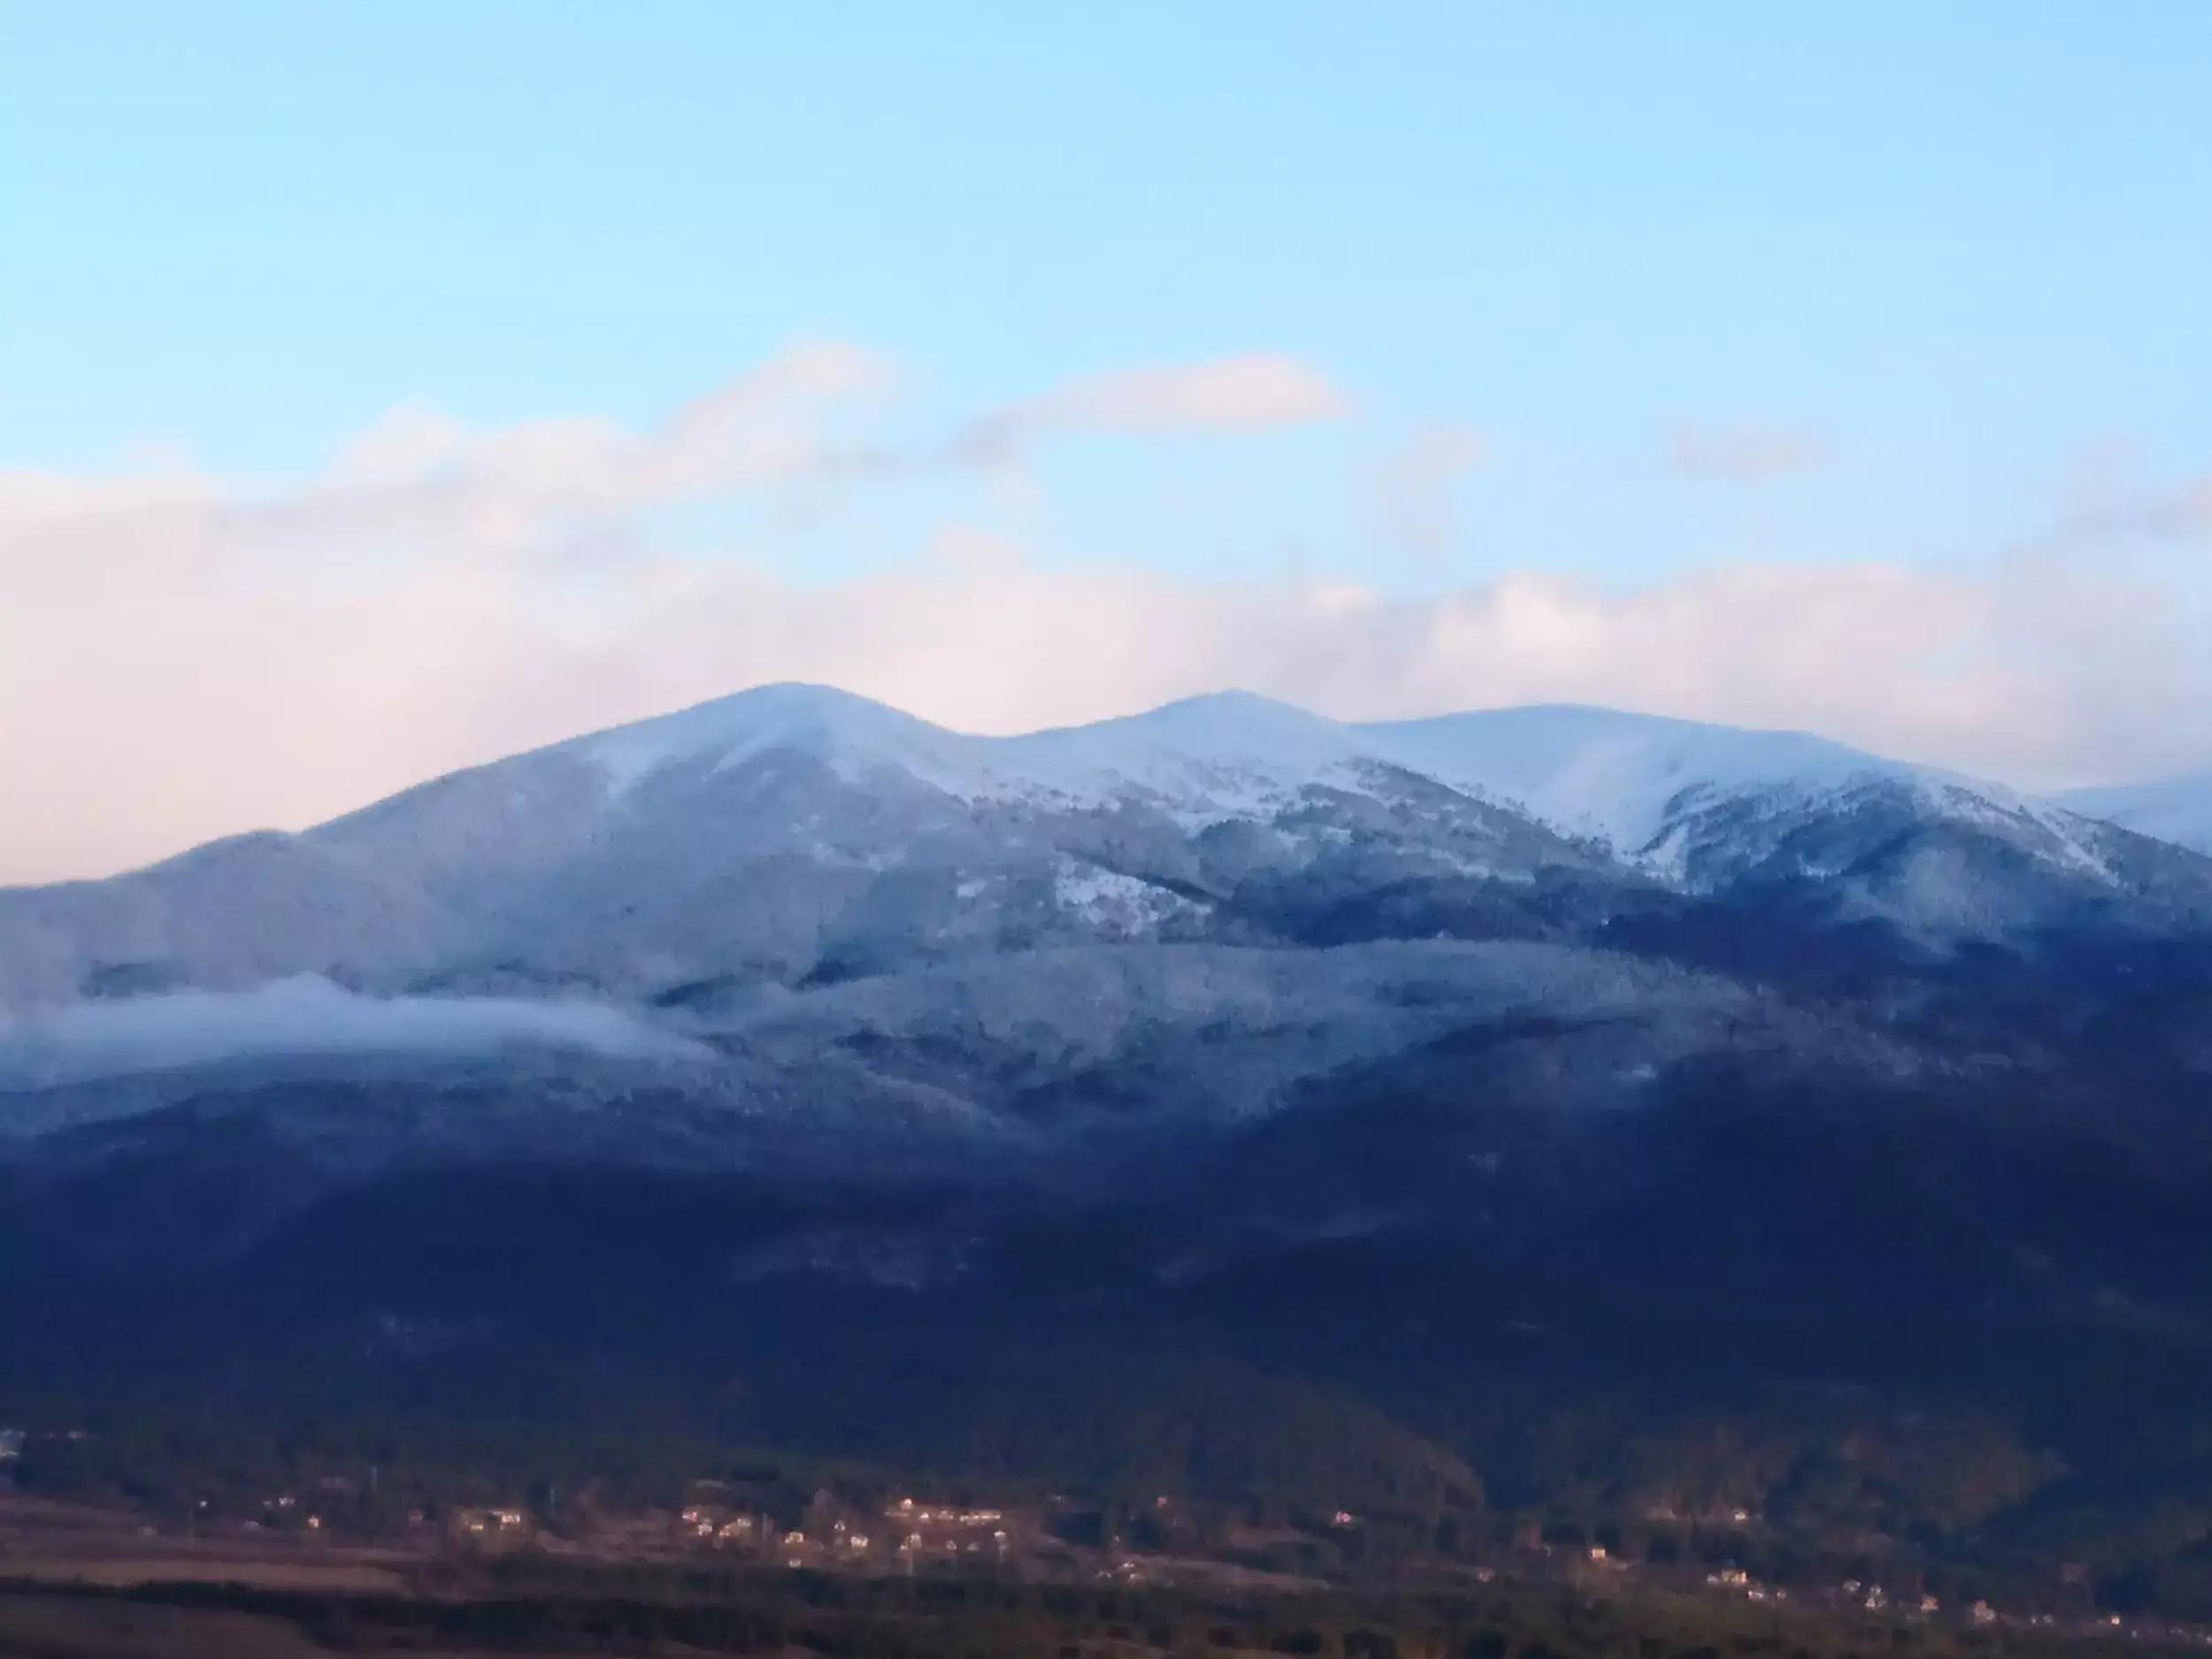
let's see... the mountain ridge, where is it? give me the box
[7,683,2208,1022]
[8,681,2149,884]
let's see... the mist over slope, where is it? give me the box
[0,974,707,1091]
[2067,770,2212,857]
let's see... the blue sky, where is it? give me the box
[12,3,2209,578]
[4,3,2211,879]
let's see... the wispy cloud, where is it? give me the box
[1367,423,1488,553]
[957,353,1350,461]
[2062,471,2212,544]
[1666,422,1828,481]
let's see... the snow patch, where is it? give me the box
[1051,859,1203,938]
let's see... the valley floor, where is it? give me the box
[3,1562,2207,1659]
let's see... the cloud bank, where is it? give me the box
[4,347,2209,883]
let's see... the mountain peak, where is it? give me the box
[569,682,970,796]
[1141,687,1325,720]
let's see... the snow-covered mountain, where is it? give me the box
[7,684,2212,1389]
[2065,771,2212,857]
[3,684,2186,1017]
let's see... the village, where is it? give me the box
[10,1417,2212,1649]
[1,1466,2208,1648]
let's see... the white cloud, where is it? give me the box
[309,341,895,541]
[4,357,2208,885]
